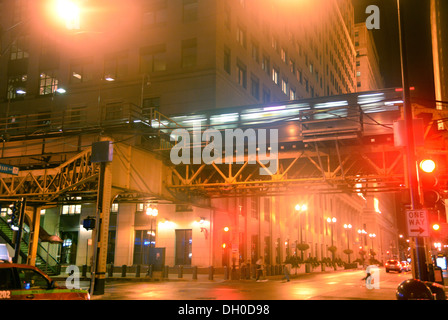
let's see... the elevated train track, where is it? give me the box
[0,88,446,203]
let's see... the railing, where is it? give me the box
[0,215,61,275]
[0,102,183,139]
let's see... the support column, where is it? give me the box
[27,206,41,266]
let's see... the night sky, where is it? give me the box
[353,0,435,105]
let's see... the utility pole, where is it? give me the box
[397,0,429,281]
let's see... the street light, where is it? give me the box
[327,217,336,261]
[145,205,158,276]
[55,0,81,30]
[369,233,376,254]
[344,223,352,263]
[295,203,307,259]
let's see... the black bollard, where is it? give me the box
[208,266,214,280]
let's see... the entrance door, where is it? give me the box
[175,229,192,266]
[133,230,150,265]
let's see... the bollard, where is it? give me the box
[192,266,198,280]
[147,265,153,278]
[136,264,141,278]
[208,266,214,280]
[164,265,169,279]
[240,266,246,280]
[224,266,229,280]
[178,265,183,278]
[82,264,87,278]
[108,263,114,277]
[121,265,127,277]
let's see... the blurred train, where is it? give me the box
[159,88,404,144]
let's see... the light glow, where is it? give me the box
[55,0,81,30]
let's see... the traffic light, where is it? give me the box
[7,202,20,230]
[418,158,440,208]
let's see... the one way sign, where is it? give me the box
[406,209,429,237]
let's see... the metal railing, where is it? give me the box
[0,103,183,138]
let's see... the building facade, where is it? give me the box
[354,23,384,92]
[0,0,399,270]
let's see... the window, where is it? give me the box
[62,204,81,215]
[7,75,27,99]
[140,44,167,73]
[181,38,197,68]
[251,42,259,63]
[262,55,270,76]
[142,0,167,26]
[236,26,246,48]
[237,61,247,89]
[251,75,259,100]
[224,46,231,74]
[9,35,29,60]
[17,268,49,290]
[70,58,93,84]
[104,52,128,80]
[111,203,119,212]
[183,0,198,23]
[356,71,361,77]
[105,102,124,120]
[289,88,296,100]
[262,88,270,103]
[281,48,287,63]
[281,78,288,95]
[224,4,231,30]
[68,106,87,126]
[39,71,58,96]
[272,66,279,85]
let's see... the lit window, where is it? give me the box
[62,204,81,215]
[282,78,288,95]
[272,67,279,85]
[39,71,59,96]
[111,203,119,212]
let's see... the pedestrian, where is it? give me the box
[282,262,291,282]
[255,258,264,281]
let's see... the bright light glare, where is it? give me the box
[55,0,80,30]
[420,159,436,173]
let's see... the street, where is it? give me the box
[87,267,412,300]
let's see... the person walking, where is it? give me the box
[255,258,264,281]
[282,262,291,282]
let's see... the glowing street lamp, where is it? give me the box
[55,0,81,30]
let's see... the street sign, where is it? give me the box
[406,209,429,237]
[0,163,19,176]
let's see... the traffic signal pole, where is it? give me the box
[397,0,429,281]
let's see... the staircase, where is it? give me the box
[0,216,61,276]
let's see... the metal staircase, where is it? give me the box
[0,216,61,276]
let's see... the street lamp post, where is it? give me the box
[295,204,307,260]
[146,205,158,276]
[369,233,376,254]
[327,217,336,261]
[344,224,352,263]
